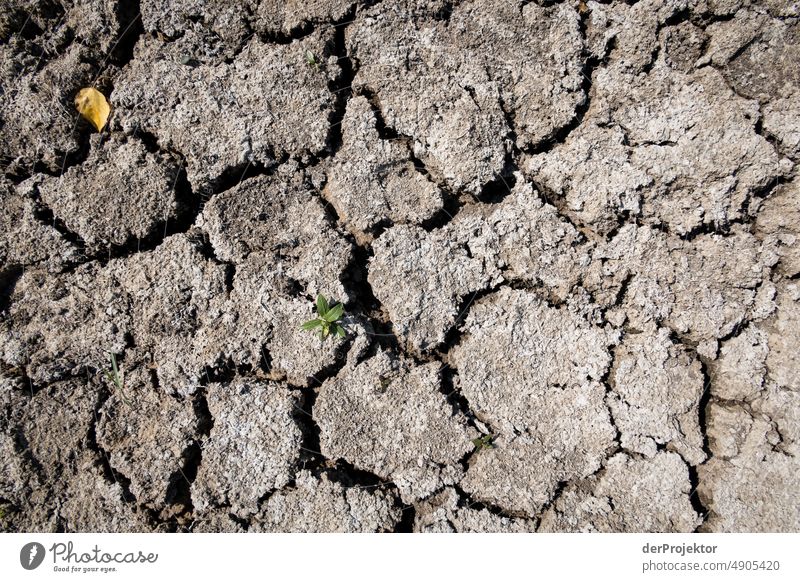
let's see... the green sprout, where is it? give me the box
[301,294,346,341]
[472,434,494,451]
[376,374,394,392]
[104,351,132,407]
[304,49,321,70]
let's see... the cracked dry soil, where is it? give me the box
[1,0,799,533]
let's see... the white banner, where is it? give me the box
[2,533,798,581]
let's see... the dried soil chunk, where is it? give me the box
[0,1,64,42]
[664,231,771,341]
[369,178,588,353]
[315,351,477,503]
[255,0,355,37]
[753,383,800,454]
[260,289,354,387]
[197,171,353,302]
[608,328,706,464]
[765,283,800,391]
[586,0,693,74]
[0,381,99,518]
[97,364,200,511]
[113,31,339,192]
[65,0,139,54]
[585,225,770,342]
[0,379,150,532]
[452,288,618,515]
[755,181,800,278]
[0,234,229,390]
[0,264,131,384]
[325,96,444,241]
[195,168,359,385]
[526,65,786,236]
[454,181,591,301]
[140,0,256,49]
[0,44,93,175]
[703,10,800,104]
[141,0,354,49]
[460,385,615,517]
[0,177,80,274]
[763,91,800,159]
[60,454,151,533]
[369,223,492,353]
[192,380,302,516]
[452,287,619,432]
[190,510,246,533]
[37,134,182,252]
[660,21,708,73]
[197,254,359,387]
[253,471,401,532]
[540,452,699,532]
[349,0,585,193]
[700,398,800,532]
[525,123,650,236]
[711,326,769,401]
[107,235,230,393]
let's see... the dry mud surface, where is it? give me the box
[1,0,799,533]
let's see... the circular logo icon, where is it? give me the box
[20,542,46,570]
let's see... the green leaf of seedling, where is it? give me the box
[106,352,122,390]
[377,375,392,391]
[324,303,344,323]
[303,295,346,341]
[316,294,329,317]
[472,434,494,451]
[105,352,132,407]
[301,318,324,331]
[110,351,119,378]
[305,49,320,69]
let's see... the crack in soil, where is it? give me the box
[452,484,531,522]
[687,354,715,530]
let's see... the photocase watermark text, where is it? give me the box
[49,542,158,565]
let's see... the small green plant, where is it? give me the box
[301,294,346,341]
[472,434,494,451]
[304,49,321,70]
[376,374,394,392]
[104,351,132,406]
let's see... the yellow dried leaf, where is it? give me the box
[74,87,110,132]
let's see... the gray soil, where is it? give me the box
[1,0,799,533]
